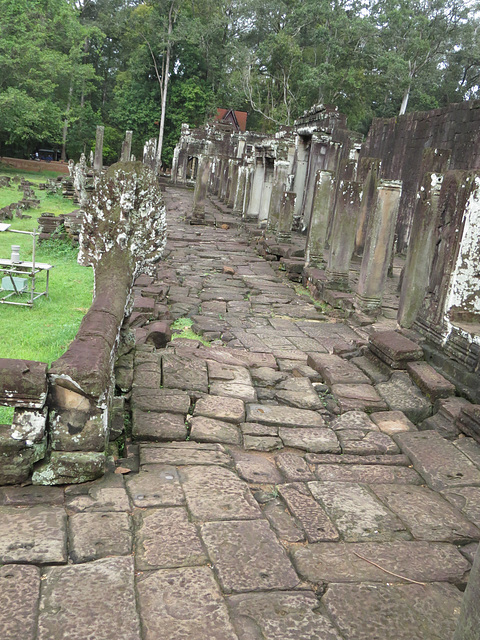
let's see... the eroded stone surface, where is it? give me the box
[0,564,40,640]
[126,465,184,507]
[140,442,232,467]
[278,483,339,543]
[246,404,324,428]
[194,395,245,423]
[279,428,340,453]
[190,416,242,445]
[314,464,421,484]
[68,512,132,562]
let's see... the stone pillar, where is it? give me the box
[227,161,239,208]
[454,544,480,640]
[397,173,443,328]
[355,179,402,314]
[94,125,104,172]
[120,130,133,162]
[325,180,362,290]
[219,158,230,202]
[258,158,274,227]
[192,154,211,220]
[233,164,247,216]
[305,170,335,267]
[355,158,381,256]
[292,136,310,225]
[276,192,296,243]
[267,159,290,233]
[245,157,265,221]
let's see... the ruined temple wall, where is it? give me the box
[359,101,480,252]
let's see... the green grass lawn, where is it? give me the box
[0,168,94,365]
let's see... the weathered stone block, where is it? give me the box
[369,330,423,368]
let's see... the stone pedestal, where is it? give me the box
[246,158,264,221]
[355,179,402,313]
[192,155,211,220]
[233,165,247,215]
[397,173,443,328]
[355,158,381,256]
[258,159,274,227]
[276,192,296,243]
[120,130,133,162]
[305,170,334,267]
[267,160,290,233]
[94,126,104,172]
[325,180,362,290]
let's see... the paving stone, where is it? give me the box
[279,427,341,453]
[350,354,391,384]
[140,442,232,467]
[275,377,323,410]
[207,361,252,384]
[234,453,285,484]
[370,410,417,435]
[246,403,324,428]
[275,452,315,481]
[330,410,378,431]
[337,429,400,455]
[262,498,305,542]
[134,507,207,569]
[0,506,67,563]
[372,484,480,543]
[180,465,261,520]
[314,464,422,484]
[228,591,342,640]
[126,465,184,507]
[307,353,370,385]
[37,557,141,640]
[376,371,432,423]
[308,481,409,542]
[241,422,279,436]
[455,437,480,468]
[132,410,187,441]
[162,354,209,392]
[406,361,456,402]
[194,395,245,423]
[459,541,478,563]
[322,582,461,640]
[131,388,191,413]
[278,483,339,542]
[65,486,131,512]
[291,540,470,584]
[306,453,411,466]
[209,381,257,402]
[251,366,289,387]
[207,348,278,369]
[0,564,40,640]
[244,435,283,451]
[442,486,480,528]
[394,430,480,490]
[200,519,300,592]
[136,566,237,640]
[331,384,389,413]
[68,512,132,562]
[190,415,242,445]
[369,330,424,368]
[0,485,64,506]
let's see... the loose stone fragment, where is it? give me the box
[307,353,370,385]
[68,512,132,563]
[246,404,324,428]
[279,428,340,453]
[292,540,470,584]
[406,361,456,402]
[140,442,232,467]
[190,416,242,445]
[126,465,184,507]
[194,395,245,423]
[368,330,424,368]
[322,582,461,640]
[37,557,142,640]
[180,465,261,520]
[200,519,300,592]
[394,430,480,490]
[314,464,421,484]
[308,481,409,542]
[0,564,40,640]
[0,506,67,563]
[278,483,339,542]
[372,484,480,542]
[228,591,343,640]
[136,566,238,640]
[134,507,207,569]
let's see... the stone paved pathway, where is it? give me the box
[1,185,480,639]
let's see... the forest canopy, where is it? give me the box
[0,0,479,166]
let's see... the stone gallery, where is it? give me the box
[0,102,480,639]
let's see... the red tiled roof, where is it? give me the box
[215,108,248,132]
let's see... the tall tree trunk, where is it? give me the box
[61,84,74,162]
[80,37,89,108]
[398,83,411,115]
[156,1,175,172]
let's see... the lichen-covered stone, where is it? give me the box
[32,451,105,485]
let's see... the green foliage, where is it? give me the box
[170,317,211,345]
[0,406,15,425]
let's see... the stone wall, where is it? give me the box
[0,157,70,174]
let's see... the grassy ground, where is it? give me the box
[0,168,94,364]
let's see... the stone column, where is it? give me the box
[397,173,443,328]
[267,159,290,233]
[219,158,230,202]
[227,161,239,209]
[192,154,211,220]
[120,130,133,162]
[355,158,381,256]
[233,164,247,216]
[305,170,334,267]
[355,179,402,314]
[292,136,310,225]
[325,180,362,290]
[93,125,104,172]
[245,157,265,221]
[258,159,274,227]
[276,192,296,243]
